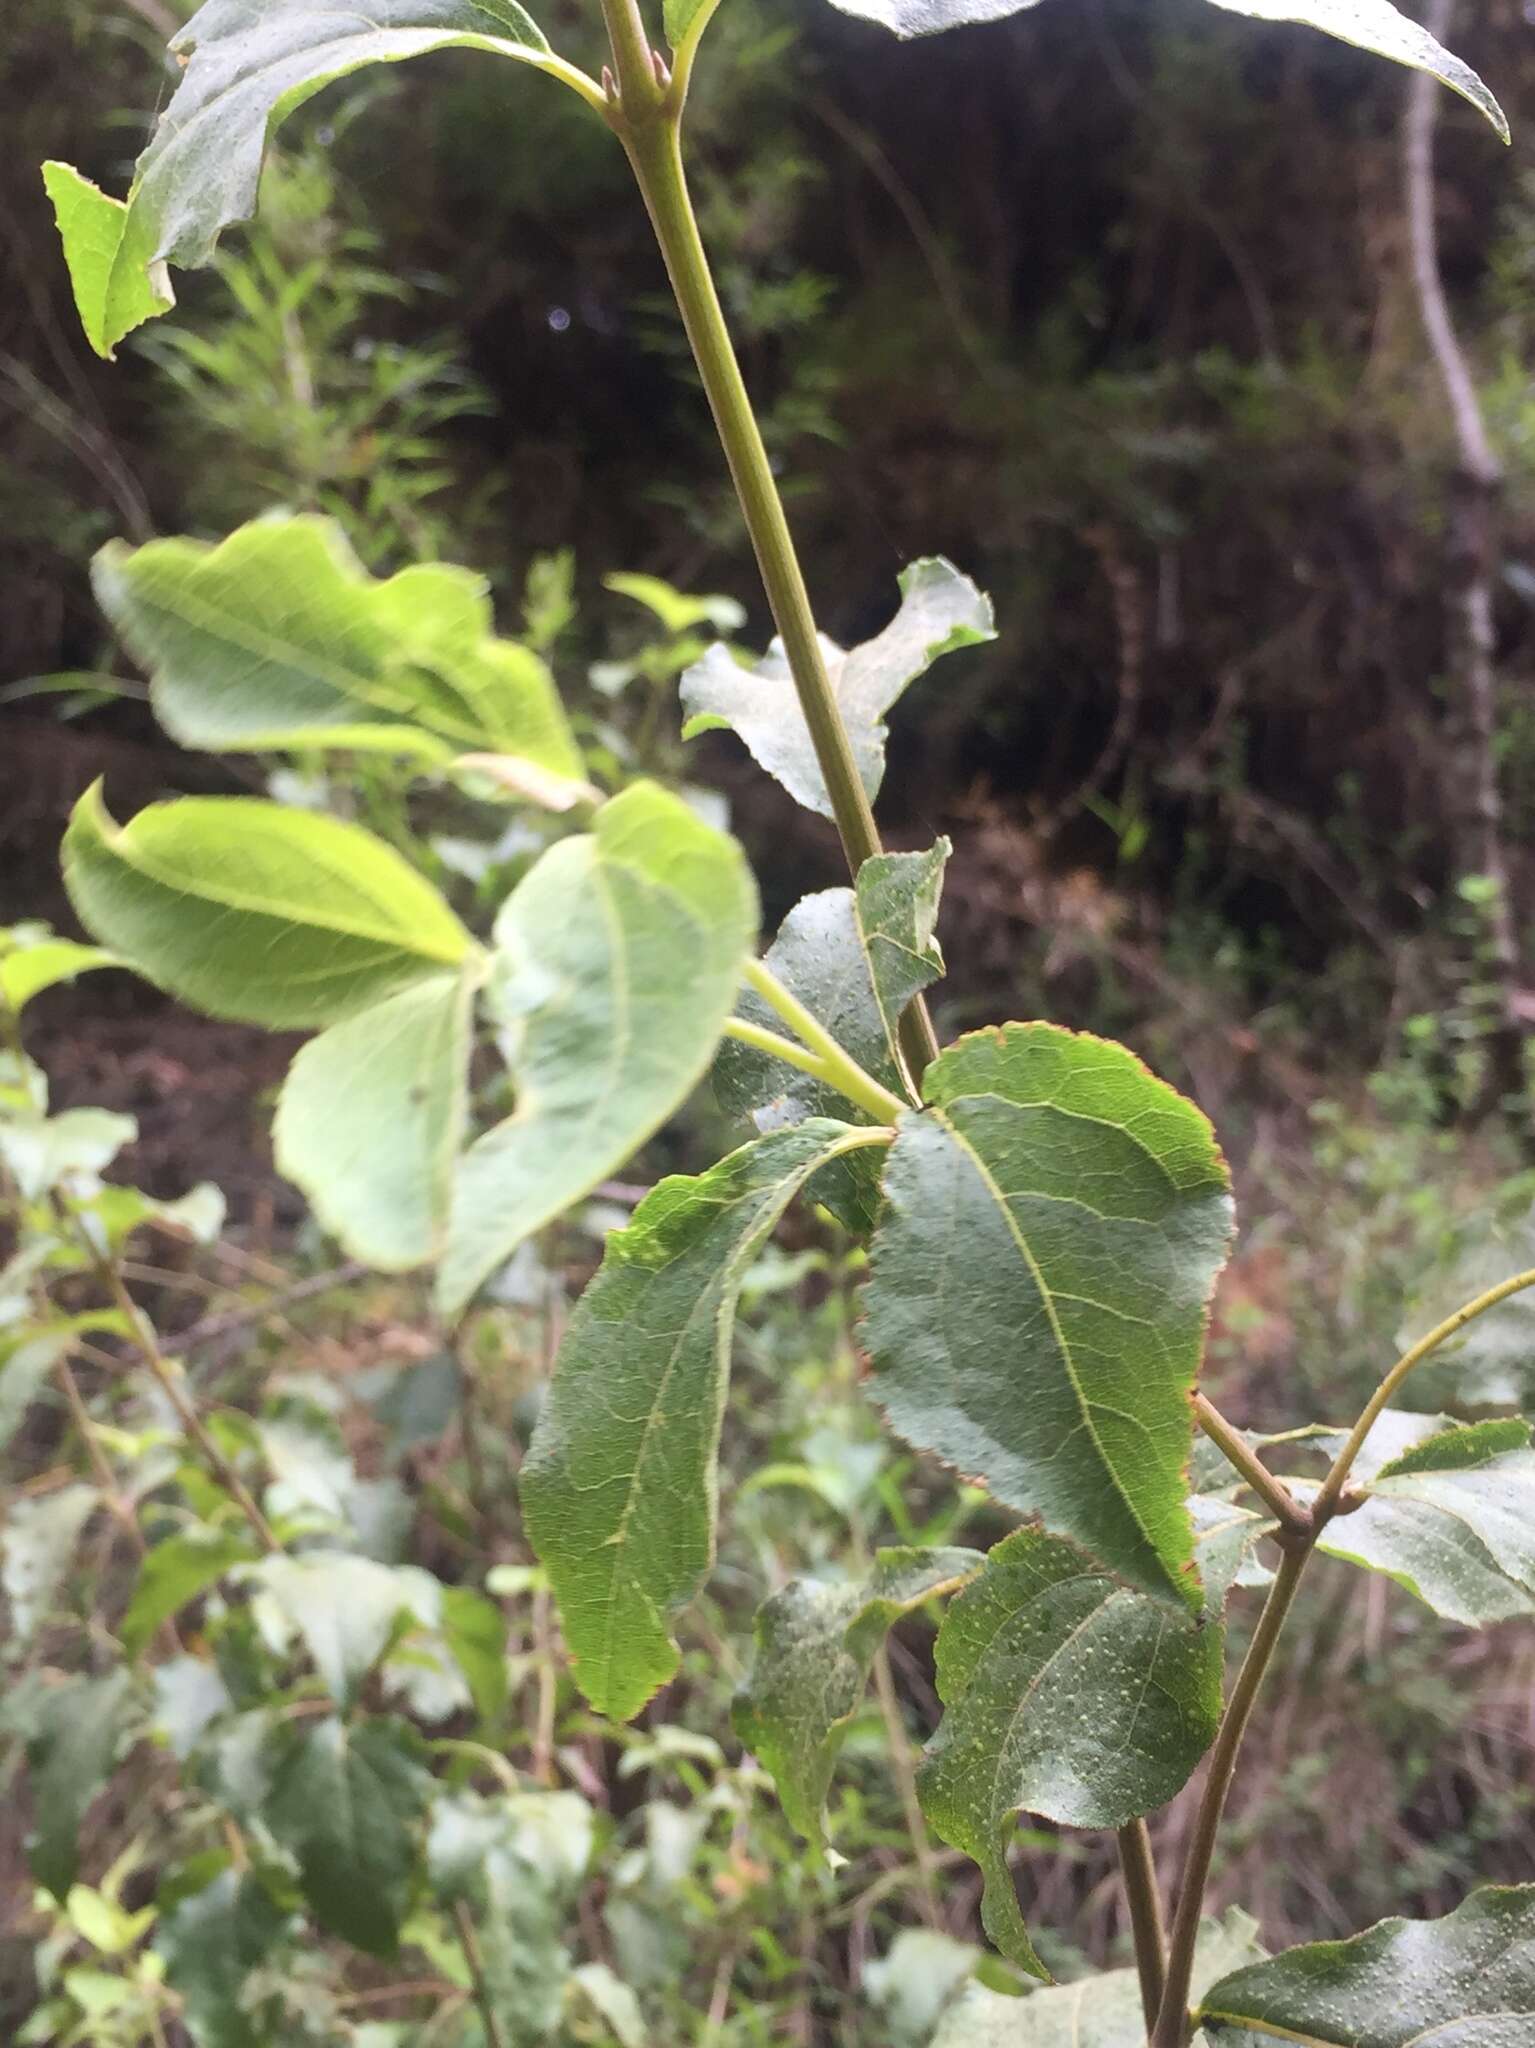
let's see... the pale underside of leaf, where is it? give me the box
[716,843,948,1230]
[46,0,559,357]
[1198,1883,1535,2044]
[932,1909,1266,2046]
[274,963,477,1271]
[437,782,757,1318]
[817,0,1506,142]
[93,515,582,774]
[523,1121,879,1722]
[681,558,993,819]
[1294,1415,1535,1627]
[864,1023,1234,1609]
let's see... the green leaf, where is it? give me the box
[718,843,947,1230]
[274,964,476,1271]
[934,1910,1265,2047]
[94,516,583,775]
[0,932,118,1014]
[44,0,561,359]
[734,1545,983,1847]
[438,782,758,1317]
[917,1519,1235,1976]
[23,1670,140,1901]
[1396,1213,1535,1408]
[818,0,1506,141]
[262,1714,428,1956]
[523,1120,878,1720]
[3,1481,98,1645]
[1199,1884,1535,2042]
[1302,1414,1535,1626]
[864,1024,1233,1609]
[64,785,474,1029]
[440,1585,510,1727]
[681,558,993,820]
[122,1529,259,1658]
[867,1929,983,2048]
[156,1869,290,2048]
[251,1553,439,1706]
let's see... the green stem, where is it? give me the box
[741,956,910,1123]
[1192,1394,1311,1539]
[1312,1265,1535,1520]
[597,3,940,1082]
[1151,1548,1309,2048]
[1117,1820,1168,2033]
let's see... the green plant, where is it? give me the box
[20,2,1535,2044]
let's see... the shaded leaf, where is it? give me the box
[123,1528,258,1658]
[934,1910,1265,2046]
[865,1024,1233,1608]
[262,1714,428,1956]
[64,785,474,1029]
[524,1121,879,1720]
[1396,1211,1535,1408]
[274,963,476,1270]
[22,1669,140,1900]
[45,0,563,359]
[734,1545,984,1847]
[1302,1414,1535,1626]
[717,843,948,1229]
[867,1928,982,2047]
[681,558,993,819]
[156,1869,291,2048]
[95,515,582,774]
[439,782,757,1317]
[1199,1884,1535,2042]
[0,1328,77,1455]
[917,1518,1236,1975]
[441,1584,510,1727]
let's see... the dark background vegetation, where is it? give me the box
[4,0,1535,2039]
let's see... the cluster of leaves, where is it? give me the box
[15,0,1535,2044]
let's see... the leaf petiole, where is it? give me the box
[737,957,911,1124]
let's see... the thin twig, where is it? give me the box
[1192,1395,1311,1539]
[452,1899,508,2048]
[1116,1819,1167,2030]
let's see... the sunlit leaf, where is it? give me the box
[524,1121,879,1720]
[64,785,475,1030]
[95,515,582,775]
[864,1024,1233,1608]
[734,1545,983,1847]
[0,931,118,1015]
[1199,1884,1535,2042]
[682,558,993,819]
[45,0,564,359]
[439,782,757,1318]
